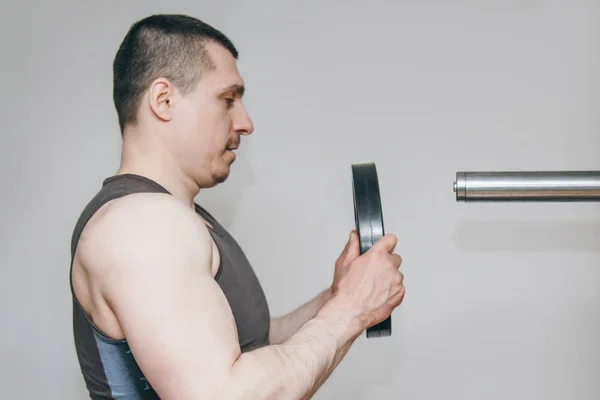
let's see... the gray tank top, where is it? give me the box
[69,174,271,399]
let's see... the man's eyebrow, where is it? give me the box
[219,83,245,97]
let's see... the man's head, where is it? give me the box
[113,14,254,188]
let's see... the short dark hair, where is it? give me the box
[112,14,238,134]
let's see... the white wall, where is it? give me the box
[1,1,599,399]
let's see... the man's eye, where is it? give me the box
[225,98,235,107]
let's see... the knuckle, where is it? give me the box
[395,272,404,285]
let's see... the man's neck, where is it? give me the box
[117,139,200,209]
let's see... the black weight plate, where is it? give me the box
[351,163,391,338]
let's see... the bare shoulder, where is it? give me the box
[77,192,213,279]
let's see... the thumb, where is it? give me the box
[339,230,360,266]
[369,233,398,254]
[345,230,360,261]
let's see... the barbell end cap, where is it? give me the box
[454,172,467,201]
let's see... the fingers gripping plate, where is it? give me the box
[351,163,391,338]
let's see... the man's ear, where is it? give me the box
[148,78,174,122]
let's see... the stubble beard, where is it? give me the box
[212,153,235,184]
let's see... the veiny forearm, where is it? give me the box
[227,299,363,400]
[269,287,334,345]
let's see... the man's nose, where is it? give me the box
[234,106,254,135]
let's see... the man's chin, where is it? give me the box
[214,174,229,184]
[214,165,232,184]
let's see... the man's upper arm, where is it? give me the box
[81,193,240,399]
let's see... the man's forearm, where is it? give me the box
[269,287,334,345]
[227,297,364,400]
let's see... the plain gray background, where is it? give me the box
[1,0,599,399]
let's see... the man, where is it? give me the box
[70,14,405,400]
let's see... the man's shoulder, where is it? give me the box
[85,191,193,234]
[77,192,213,274]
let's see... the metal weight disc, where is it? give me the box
[351,163,391,338]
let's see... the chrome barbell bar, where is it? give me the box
[453,171,600,201]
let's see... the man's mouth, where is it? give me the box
[226,138,240,152]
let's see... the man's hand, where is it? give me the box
[330,232,404,331]
[299,231,405,399]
